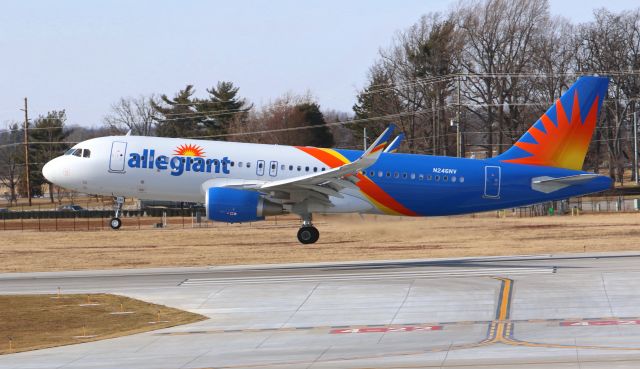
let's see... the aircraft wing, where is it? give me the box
[254,124,395,200]
[531,174,601,193]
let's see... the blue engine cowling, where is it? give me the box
[205,187,284,223]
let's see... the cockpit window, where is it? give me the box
[65,148,91,158]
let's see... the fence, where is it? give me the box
[1,195,639,232]
[0,209,299,232]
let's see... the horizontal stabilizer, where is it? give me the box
[531,174,601,194]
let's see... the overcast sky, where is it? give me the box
[1,0,638,128]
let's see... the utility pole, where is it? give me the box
[21,98,31,206]
[457,75,462,158]
[634,110,638,184]
[432,100,436,155]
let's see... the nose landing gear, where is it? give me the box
[297,214,319,244]
[110,196,124,230]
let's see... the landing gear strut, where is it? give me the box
[110,196,124,230]
[297,214,319,244]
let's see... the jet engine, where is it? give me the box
[205,187,284,223]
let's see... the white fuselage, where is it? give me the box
[43,136,376,214]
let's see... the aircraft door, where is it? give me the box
[269,161,278,177]
[484,166,501,198]
[109,141,127,173]
[256,160,265,176]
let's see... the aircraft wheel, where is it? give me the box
[110,217,122,230]
[297,226,319,244]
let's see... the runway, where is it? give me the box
[3,252,640,368]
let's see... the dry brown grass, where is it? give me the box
[0,294,205,355]
[2,212,640,273]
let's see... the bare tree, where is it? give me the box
[353,12,464,154]
[235,93,334,147]
[103,95,159,136]
[459,0,550,156]
[0,123,22,206]
[576,8,640,183]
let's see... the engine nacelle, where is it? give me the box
[205,187,284,223]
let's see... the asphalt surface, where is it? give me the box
[3,253,640,368]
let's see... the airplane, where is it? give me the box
[43,76,612,244]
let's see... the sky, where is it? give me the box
[0,0,638,128]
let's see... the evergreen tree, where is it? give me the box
[29,111,69,201]
[196,81,252,139]
[152,85,200,137]
[295,103,334,148]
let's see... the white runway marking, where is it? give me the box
[179,267,554,286]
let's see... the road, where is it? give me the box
[3,252,640,368]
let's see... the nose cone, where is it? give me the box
[42,158,60,185]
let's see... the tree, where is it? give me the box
[0,123,23,206]
[353,13,463,154]
[459,0,550,157]
[153,82,251,139]
[576,9,640,183]
[242,93,334,147]
[196,81,252,138]
[28,111,69,202]
[104,95,159,135]
[152,85,200,138]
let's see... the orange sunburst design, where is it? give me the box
[295,146,417,216]
[174,144,205,157]
[502,91,600,171]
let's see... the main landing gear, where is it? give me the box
[110,196,124,230]
[297,214,319,244]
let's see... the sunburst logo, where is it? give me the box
[174,144,205,157]
[502,91,600,171]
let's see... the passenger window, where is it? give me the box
[83,149,91,158]
[402,172,407,179]
[246,162,251,168]
[435,175,440,181]
[386,171,391,177]
[410,173,415,180]
[313,167,317,172]
[321,167,326,171]
[378,171,383,177]
[452,176,457,182]
[427,175,433,181]
[443,175,448,182]
[460,176,465,183]
[305,166,309,172]
[393,172,399,178]
[231,161,235,167]
[297,166,302,171]
[289,165,293,170]
[281,164,285,170]
[418,174,424,181]
[238,162,243,168]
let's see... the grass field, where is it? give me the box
[2,212,640,273]
[0,294,205,355]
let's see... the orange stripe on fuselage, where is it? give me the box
[355,173,417,216]
[295,146,346,168]
[294,146,417,216]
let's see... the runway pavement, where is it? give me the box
[3,252,640,368]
